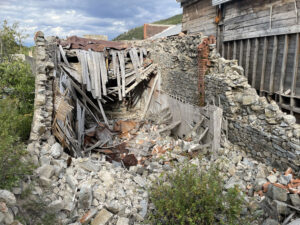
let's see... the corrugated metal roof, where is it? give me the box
[212,0,232,6]
[59,36,129,52]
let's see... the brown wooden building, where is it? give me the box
[177,0,300,120]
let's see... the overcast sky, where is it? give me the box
[0,0,182,46]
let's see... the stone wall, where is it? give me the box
[27,31,57,162]
[205,49,300,170]
[133,34,204,105]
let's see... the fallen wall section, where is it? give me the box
[205,50,300,170]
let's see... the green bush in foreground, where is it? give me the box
[148,165,248,225]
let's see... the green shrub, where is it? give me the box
[148,164,248,225]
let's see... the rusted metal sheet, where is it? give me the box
[59,36,129,52]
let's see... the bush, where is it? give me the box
[148,164,248,225]
[0,98,35,190]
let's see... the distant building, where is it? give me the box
[149,24,182,40]
[143,24,172,39]
[83,34,108,41]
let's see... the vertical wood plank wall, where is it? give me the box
[222,34,300,119]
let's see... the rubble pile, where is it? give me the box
[205,48,300,170]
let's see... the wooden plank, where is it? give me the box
[97,99,109,126]
[260,37,268,96]
[99,52,107,96]
[227,42,230,59]
[222,42,225,57]
[86,50,96,98]
[142,73,159,119]
[111,50,122,101]
[280,35,289,102]
[129,48,140,80]
[233,40,237,59]
[252,38,259,88]
[76,50,86,85]
[245,39,251,79]
[291,33,299,114]
[269,36,278,94]
[239,40,244,66]
[91,50,101,99]
[83,51,91,92]
[117,51,126,97]
[59,45,70,66]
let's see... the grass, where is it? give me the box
[113,14,182,41]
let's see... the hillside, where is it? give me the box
[113,14,182,41]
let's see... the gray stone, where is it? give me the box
[36,164,54,179]
[3,209,14,225]
[48,199,65,212]
[91,209,113,225]
[267,175,277,183]
[116,217,130,225]
[278,175,292,185]
[99,171,115,188]
[134,176,147,187]
[51,142,63,159]
[262,219,279,225]
[272,200,288,215]
[79,160,100,172]
[283,115,296,125]
[139,199,148,218]
[224,176,246,191]
[254,178,267,191]
[242,95,257,106]
[290,194,300,207]
[266,184,287,202]
[78,183,92,209]
[0,190,16,206]
[66,174,78,190]
[288,219,300,225]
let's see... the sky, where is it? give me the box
[0,0,182,46]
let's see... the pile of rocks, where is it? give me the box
[0,190,20,225]
[205,48,300,170]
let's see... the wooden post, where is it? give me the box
[239,40,244,66]
[222,42,225,57]
[245,39,251,79]
[252,38,259,88]
[280,35,289,104]
[227,42,230,59]
[269,36,278,94]
[142,73,159,119]
[209,106,223,153]
[291,33,299,115]
[260,37,268,96]
[233,41,237,59]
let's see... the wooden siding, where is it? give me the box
[223,0,300,41]
[182,0,217,36]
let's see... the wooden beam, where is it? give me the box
[252,38,259,88]
[260,37,268,96]
[239,40,244,66]
[269,36,278,94]
[245,39,251,79]
[233,41,237,59]
[142,73,159,119]
[280,35,289,103]
[222,42,225,57]
[118,51,126,97]
[291,33,299,114]
[59,45,70,67]
[227,42,230,59]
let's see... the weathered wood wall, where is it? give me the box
[182,0,217,36]
[223,34,300,118]
[181,0,300,120]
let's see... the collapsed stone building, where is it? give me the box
[1,14,300,224]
